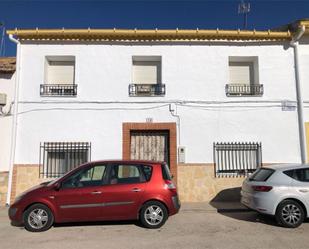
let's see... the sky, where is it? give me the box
[0,0,309,56]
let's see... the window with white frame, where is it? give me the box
[129,56,165,96]
[41,56,77,96]
[226,56,263,96]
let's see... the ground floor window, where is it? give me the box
[40,142,91,178]
[213,142,262,177]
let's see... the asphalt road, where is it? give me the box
[1,205,309,249]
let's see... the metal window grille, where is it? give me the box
[40,84,77,97]
[40,142,91,178]
[226,84,263,96]
[129,84,165,96]
[213,142,262,177]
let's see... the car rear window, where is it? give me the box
[161,163,172,180]
[249,168,274,182]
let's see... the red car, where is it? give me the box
[8,160,180,232]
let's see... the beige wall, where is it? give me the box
[0,171,9,206]
[5,163,245,206]
[178,164,246,202]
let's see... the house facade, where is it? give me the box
[2,20,309,205]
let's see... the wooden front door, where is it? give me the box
[130,131,170,165]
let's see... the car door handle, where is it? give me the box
[90,191,102,195]
[298,189,309,193]
[131,188,141,192]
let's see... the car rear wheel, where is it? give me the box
[23,204,54,232]
[276,200,304,228]
[140,201,168,229]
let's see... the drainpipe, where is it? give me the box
[6,34,21,206]
[290,25,306,164]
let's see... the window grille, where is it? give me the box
[213,142,262,177]
[39,142,91,178]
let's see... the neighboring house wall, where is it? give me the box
[299,36,309,161]
[0,70,15,205]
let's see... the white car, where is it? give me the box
[241,164,309,228]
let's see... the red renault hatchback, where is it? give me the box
[8,160,180,232]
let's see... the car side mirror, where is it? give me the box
[54,182,61,191]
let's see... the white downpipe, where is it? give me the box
[290,25,306,164]
[6,34,21,206]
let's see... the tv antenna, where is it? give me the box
[0,22,5,57]
[238,1,250,29]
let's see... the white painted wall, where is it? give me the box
[0,73,15,171]
[13,40,304,166]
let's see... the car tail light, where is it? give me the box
[252,185,273,192]
[165,180,177,193]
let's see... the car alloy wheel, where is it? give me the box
[276,200,304,228]
[24,204,54,232]
[140,201,168,229]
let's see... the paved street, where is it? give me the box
[1,203,309,249]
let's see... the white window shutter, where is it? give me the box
[229,62,254,85]
[132,61,160,84]
[47,61,75,84]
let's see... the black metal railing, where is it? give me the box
[40,84,77,96]
[213,142,262,177]
[39,142,91,178]
[226,84,263,96]
[129,84,166,96]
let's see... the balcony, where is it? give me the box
[40,84,77,97]
[225,84,263,97]
[129,84,166,97]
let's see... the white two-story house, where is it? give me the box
[2,19,309,205]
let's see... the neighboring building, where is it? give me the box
[0,57,16,205]
[2,20,309,205]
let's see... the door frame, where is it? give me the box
[122,122,177,183]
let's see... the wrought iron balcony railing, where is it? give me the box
[129,84,166,96]
[40,84,77,97]
[226,84,263,96]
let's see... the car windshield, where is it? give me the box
[249,168,274,182]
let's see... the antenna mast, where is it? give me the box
[238,1,251,29]
[0,22,5,57]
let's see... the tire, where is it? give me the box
[139,201,168,229]
[275,200,305,228]
[23,204,54,232]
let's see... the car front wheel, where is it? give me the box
[140,201,168,229]
[23,204,54,232]
[275,200,304,228]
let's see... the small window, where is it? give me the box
[41,56,77,96]
[284,168,309,182]
[110,164,147,184]
[249,168,274,182]
[40,142,91,178]
[129,56,165,96]
[62,164,106,188]
[226,56,263,96]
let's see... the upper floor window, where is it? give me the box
[41,56,77,97]
[129,56,165,97]
[226,56,263,97]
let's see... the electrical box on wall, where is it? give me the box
[0,93,7,107]
[178,146,185,163]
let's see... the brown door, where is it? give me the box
[130,131,170,165]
